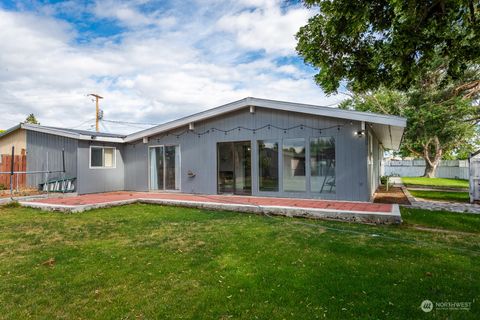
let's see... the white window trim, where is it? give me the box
[89,146,117,169]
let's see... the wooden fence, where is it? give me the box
[0,154,27,189]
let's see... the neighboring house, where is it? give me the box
[0,97,406,201]
[0,124,125,192]
[0,124,27,156]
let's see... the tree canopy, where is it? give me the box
[296,0,480,94]
[340,76,478,175]
[25,114,40,125]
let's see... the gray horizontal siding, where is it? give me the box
[26,131,78,188]
[125,106,370,201]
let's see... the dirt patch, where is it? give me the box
[374,186,410,205]
[408,224,477,236]
[0,188,44,198]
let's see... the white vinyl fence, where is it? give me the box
[382,159,469,179]
[469,153,480,203]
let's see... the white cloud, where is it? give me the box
[92,0,177,28]
[217,1,313,55]
[0,1,343,133]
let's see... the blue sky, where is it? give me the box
[0,0,344,133]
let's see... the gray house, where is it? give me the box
[1,97,406,201]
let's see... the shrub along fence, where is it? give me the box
[382,159,469,179]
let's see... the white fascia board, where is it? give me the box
[125,97,407,143]
[77,135,124,143]
[250,98,407,127]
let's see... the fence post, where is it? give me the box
[62,149,66,193]
[9,146,14,198]
[45,152,49,196]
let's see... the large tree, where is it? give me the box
[296,0,480,177]
[341,82,478,176]
[296,0,480,94]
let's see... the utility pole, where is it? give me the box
[88,93,103,132]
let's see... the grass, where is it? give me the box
[0,204,479,319]
[401,207,480,233]
[409,189,470,203]
[402,177,469,189]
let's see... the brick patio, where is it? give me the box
[21,192,400,224]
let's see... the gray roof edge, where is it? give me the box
[1,123,125,143]
[125,97,407,142]
[0,123,22,139]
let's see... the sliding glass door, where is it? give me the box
[217,141,251,195]
[149,145,180,191]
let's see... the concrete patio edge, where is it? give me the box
[19,197,402,224]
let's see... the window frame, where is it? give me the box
[282,138,307,192]
[257,139,280,192]
[148,144,181,191]
[309,136,336,194]
[89,146,117,169]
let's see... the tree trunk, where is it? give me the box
[423,161,438,177]
[422,136,442,178]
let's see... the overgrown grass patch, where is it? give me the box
[402,177,469,189]
[0,204,478,319]
[409,189,470,203]
[401,207,480,233]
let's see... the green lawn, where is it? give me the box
[402,177,469,189]
[0,204,479,319]
[401,207,480,233]
[409,189,470,203]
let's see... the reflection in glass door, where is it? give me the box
[149,145,180,191]
[217,141,251,195]
[165,145,180,190]
[149,146,164,190]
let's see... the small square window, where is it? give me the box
[90,147,116,168]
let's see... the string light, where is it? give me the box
[145,123,345,140]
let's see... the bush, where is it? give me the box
[380,176,389,185]
[0,184,6,191]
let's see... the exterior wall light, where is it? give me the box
[355,130,365,137]
[355,121,366,137]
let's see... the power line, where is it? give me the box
[69,118,96,129]
[102,119,159,126]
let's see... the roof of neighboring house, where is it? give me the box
[0,123,125,143]
[0,124,22,138]
[0,97,407,149]
[125,97,407,149]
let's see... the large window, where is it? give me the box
[258,140,279,191]
[90,146,116,168]
[282,139,306,192]
[310,137,335,193]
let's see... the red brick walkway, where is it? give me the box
[30,191,392,213]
